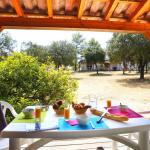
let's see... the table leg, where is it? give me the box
[9,138,20,150]
[138,131,149,150]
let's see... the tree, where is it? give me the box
[48,40,76,68]
[21,41,49,63]
[107,33,150,79]
[84,38,105,75]
[0,52,78,106]
[0,32,16,57]
[131,34,150,79]
[72,32,85,71]
[107,33,134,74]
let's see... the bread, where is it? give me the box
[90,108,129,122]
[72,102,91,114]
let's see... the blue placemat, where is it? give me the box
[58,117,109,130]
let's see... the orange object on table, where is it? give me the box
[64,108,70,120]
[35,107,41,119]
[107,100,111,108]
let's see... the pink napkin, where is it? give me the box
[106,106,143,118]
[67,119,78,126]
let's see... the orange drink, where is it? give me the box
[64,108,70,120]
[107,100,111,108]
[35,107,41,119]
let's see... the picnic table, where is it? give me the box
[1,105,150,150]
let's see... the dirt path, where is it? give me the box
[73,71,150,112]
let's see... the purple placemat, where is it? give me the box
[105,106,143,118]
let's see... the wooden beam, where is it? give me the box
[144,32,150,41]
[130,0,150,22]
[0,17,150,32]
[47,0,53,17]
[12,0,24,17]
[78,0,86,18]
[104,0,120,20]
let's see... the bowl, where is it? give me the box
[41,105,49,111]
[53,109,64,115]
[22,108,35,119]
[74,108,88,115]
[76,114,89,126]
[119,105,128,112]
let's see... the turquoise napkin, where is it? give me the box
[59,117,108,130]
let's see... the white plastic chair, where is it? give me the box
[0,101,18,150]
[0,101,52,150]
[0,101,18,118]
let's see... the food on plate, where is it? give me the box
[52,100,64,115]
[90,108,129,122]
[72,102,91,114]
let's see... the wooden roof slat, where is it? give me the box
[0,17,150,32]
[104,0,120,20]
[12,0,24,17]
[78,0,87,18]
[119,1,140,5]
[130,0,150,22]
[47,0,53,17]
[65,0,76,11]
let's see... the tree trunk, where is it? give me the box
[138,65,140,73]
[145,63,148,73]
[78,62,80,71]
[74,63,77,71]
[95,63,99,75]
[139,60,146,80]
[140,65,145,80]
[122,61,126,75]
[74,55,78,71]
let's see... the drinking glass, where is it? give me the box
[35,106,41,122]
[107,100,111,108]
[64,107,70,120]
[88,95,98,108]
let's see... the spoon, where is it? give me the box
[97,109,108,124]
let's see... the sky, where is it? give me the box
[4,29,113,50]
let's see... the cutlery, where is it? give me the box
[97,109,108,124]
[90,121,95,129]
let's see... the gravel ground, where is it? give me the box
[73,71,150,112]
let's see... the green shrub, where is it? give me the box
[0,52,78,121]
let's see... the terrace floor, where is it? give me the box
[20,135,137,150]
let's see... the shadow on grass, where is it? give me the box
[90,72,112,76]
[117,77,150,89]
[122,72,139,76]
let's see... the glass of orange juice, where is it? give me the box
[35,106,41,122]
[64,107,70,120]
[107,100,111,108]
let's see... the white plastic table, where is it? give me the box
[1,106,150,150]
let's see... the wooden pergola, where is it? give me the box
[0,0,150,39]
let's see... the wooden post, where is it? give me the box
[144,32,150,41]
[0,26,4,32]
